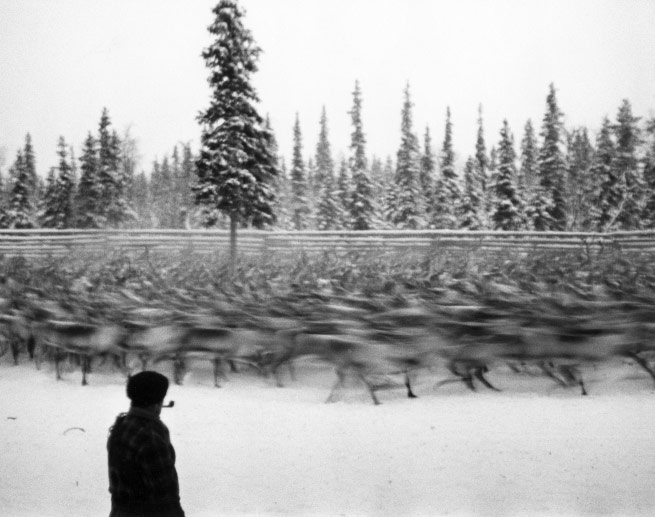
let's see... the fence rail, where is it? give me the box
[0,229,653,257]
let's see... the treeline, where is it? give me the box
[278,82,655,233]
[0,108,197,229]
[2,84,655,232]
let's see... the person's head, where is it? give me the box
[127,371,169,415]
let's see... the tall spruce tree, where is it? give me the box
[587,117,616,231]
[76,133,101,228]
[336,156,351,228]
[348,81,375,230]
[195,0,278,261]
[420,126,436,219]
[22,134,39,212]
[460,156,483,229]
[565,128,594,230]
[290,114,310,229]
[41,136,76,228]
[387,83,425,229]
[611,99,643,230]
[520,119,538,191]
[5,150,34,228]
[475,105,490,225]
[314,107,333,196]
[537,83,567,230]
[492,120,521,230]
[431,107,461,228]
[97,109,131,227]
[315,107,339,230]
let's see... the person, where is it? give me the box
[107,371,185,517]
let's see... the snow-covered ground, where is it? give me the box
[2,356,655,517]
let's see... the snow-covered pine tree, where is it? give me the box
[290,114,310,230]
[537,83,567,230]
[520,119,538,191]
[387,83,425,229]
[22,134,39,212]
[315,108,340,230]
[459,156,483,229]
[348,81,375,230]
[97,108,131,227]
[420,126,436,220]
[75,133,102,228]
[40,136,76,228]
[316,166,340,231]
[195,0,278,261]
[431,107,461,228]
[588,117,617,231]
[475,105,490,226]
[5,150,34,228]
[565,128,594,230]
[611,99,643,230]
[491,120,522,230]
[39,168,57,228]
[336,156,351,229]
[314,107,331,193]
[641,117,655,228]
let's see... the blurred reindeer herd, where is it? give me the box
[1,250,655,404]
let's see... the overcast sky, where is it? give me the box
[1,0,654,176]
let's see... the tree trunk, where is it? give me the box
[229,213,237,273]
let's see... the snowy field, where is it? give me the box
[2,357,655,517]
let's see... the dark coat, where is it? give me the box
[107,407,184,517]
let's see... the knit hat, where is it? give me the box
[127,371,169,407]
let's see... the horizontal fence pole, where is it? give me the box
[0,229,649,258]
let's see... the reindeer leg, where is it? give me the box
[326,367,347,403]
[539,361,568,387]
[10,337,19,365]
[474,366,500,392]
[356,370,381,405]
[173,353,185,385]
[405,370,418,399]
[27,334,35,360]
[81,355,90,386]
[627,352,655,385]
[213,356,224,388]
[559,365,587,396]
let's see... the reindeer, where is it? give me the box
[122,322,187,379]
[39,320,128,385]
[177,325,273,387]
[287,324,432,405]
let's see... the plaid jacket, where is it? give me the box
[107,407,182,513]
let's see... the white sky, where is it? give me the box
[1,0,654,176]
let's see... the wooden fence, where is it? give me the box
[0,229,654,258]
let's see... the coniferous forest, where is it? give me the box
[3,86,652,234]
[1,4,654,234]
